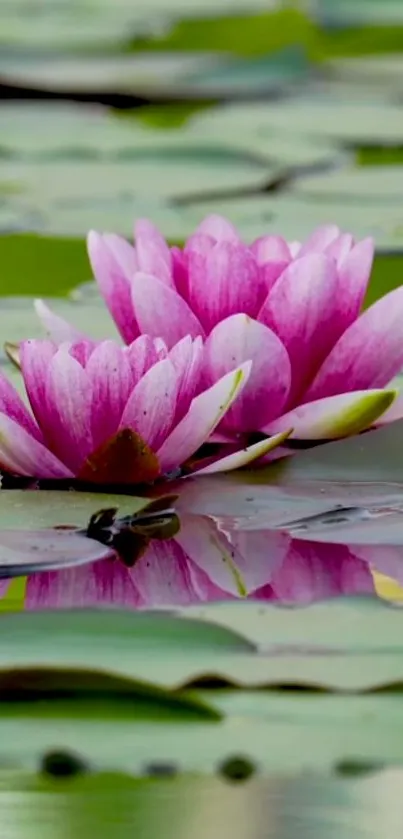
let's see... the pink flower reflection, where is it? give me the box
[253,539,374,604]
[10,515,375,610]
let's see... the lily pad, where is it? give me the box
[0,772,401,839]
[183,194,403,253]
[317,0,403,26]
[292,166,403,205]
[0,154,275,237]
[0,529,115,579]
[0,490,149,530]
[0,601,402,692]
[325,55,403,98]
[0,1,279,51]
[248,96,403,146]
[2,689,403,777]
[269,419,403,487]
[188,101,349,168]
[0,47,311,100]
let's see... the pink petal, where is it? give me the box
[20,339,58,431]
[195,214,240,243]
[120,357,178,451]
[128,540,201,606]
[0,412,73,477]
[324,232,354,265]
[103,232,138,276]
[125,335,167,384]
[203,314,291,431]
[251,234,291,264]
[266,539,373,604]
[306,285,403,402]
[264,389,396,440]
[157,362,251,473]
[192,431,292,475]
[168,335,204,421]
[188,241,265,332]
[131,272,205,350]
[334,237,374,327]
[25,560,143,609]
[184,233,216,257]
[67,340,97,367]
[87,230,139,344]
[258,253,345,406]
[35,299,86,344]
[353,544,403,588]
[86,341,133,448]
[298,224,340,256]
[259,261,290,296]
[134,218,172,285]
[0,369,41,441]
[171,245,190,299]
[185,558,235,602]
[288,241,301,257]
[176,514,289,595]
[44,349,94,473]
[178,234,216,302]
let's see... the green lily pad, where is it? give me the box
[317,0,403,26]
[0,490,149,530]
[0,602,402,776]
[269,419,403,487]
[325,54,403,99]
[248,96,403,146]
[0,666,221,720]
[2,689,403,777]
[0,601,402,692]
[0,1,280,51]
[0,772,401,839]
[292,165,403,205]
[188,102,348,167]
[0,153,275,237]
[183,193,403,253]
[0,47,311,100]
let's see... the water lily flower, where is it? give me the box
[0,336,290,483]
[36,216,401,447]
[8,518,373,610]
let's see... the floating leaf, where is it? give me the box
[0,528,115,579]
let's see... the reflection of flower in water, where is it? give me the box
[3,514,374,610]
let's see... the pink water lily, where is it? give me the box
[0,335,292,483]
[36,215,402,446]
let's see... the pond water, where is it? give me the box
[2,0,403,835]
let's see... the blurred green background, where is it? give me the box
[1,0,403,301]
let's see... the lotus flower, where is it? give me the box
[0,336,291,483]
[36,216,402,447]
[0,514,373,610]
